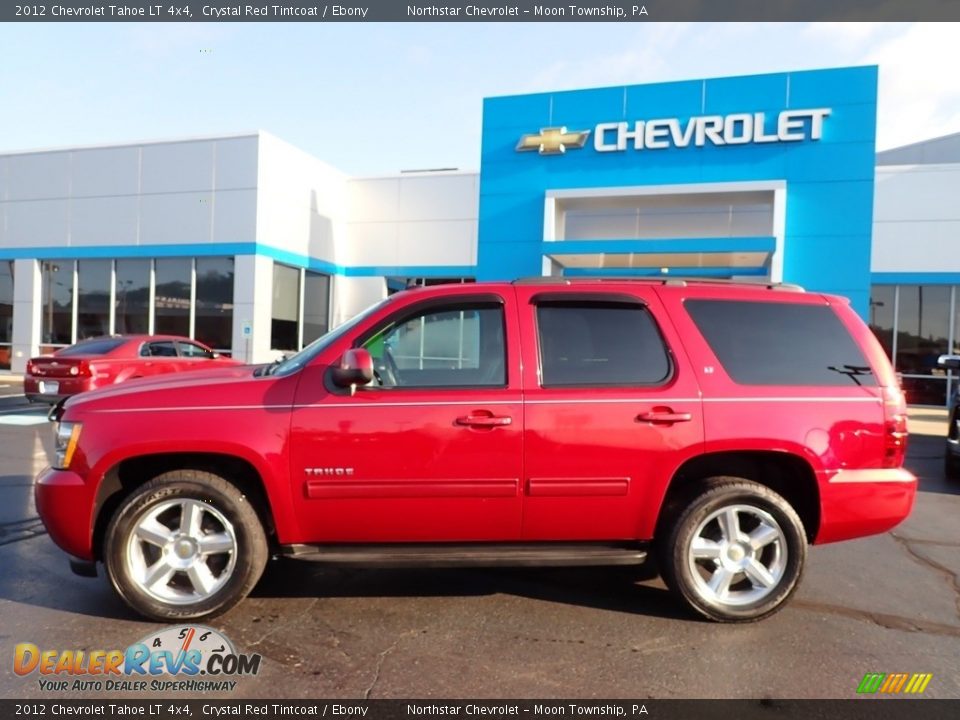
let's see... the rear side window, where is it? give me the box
[177,341,215,359]
[58,338,125,356]
[536,302,671,387]
[142,341,179,358]
[685,299,876,386]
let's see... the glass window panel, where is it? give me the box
[0,260,13,369]
[686,300,876,387]
[952,286,960,355]
[538,302,670,387]
[144,341,178,357]
[41,260,74,346]
[195,257,234,352]
[896,285,950,376]
[363,304,505,388]
[115,260,150,335]
[303,271,330,345]
[154,258,191,337]
[177,341,215,359]
[901,376,948,407]
[271,263,301,352]
[77,260,112,340]
[868,286,895,360]
[59,338,126,356]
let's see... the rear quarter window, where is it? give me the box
[685,299,876,387]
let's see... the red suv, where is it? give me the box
[35,280,916,623]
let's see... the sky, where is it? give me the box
[1,22,959,175]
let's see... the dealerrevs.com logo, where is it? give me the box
[14,626,261,693]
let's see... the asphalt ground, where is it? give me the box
[0,396,957,700]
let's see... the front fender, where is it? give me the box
[71,409,298,548]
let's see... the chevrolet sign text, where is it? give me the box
[593,108,831,152]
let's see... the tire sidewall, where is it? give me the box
[669,482,806,622]
[104,476,265,621]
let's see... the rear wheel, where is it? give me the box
[104,470,268,621]
[659,477,807,623]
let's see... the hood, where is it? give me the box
[65,364,264,410]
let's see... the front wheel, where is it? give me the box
[104,470,268,621]
[659,478,807,623]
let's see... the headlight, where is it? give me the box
[53,421,82,470]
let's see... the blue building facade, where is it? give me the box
[476,66,878,317]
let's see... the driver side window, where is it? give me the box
[361,302,505,388]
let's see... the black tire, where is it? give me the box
[945,451,960,480]
[658,477,807,623]
[104,470,268,622]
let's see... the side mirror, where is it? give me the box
[331,348,374,389]
[938,354,960,370]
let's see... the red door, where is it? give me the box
[515,284,704,541]
[138,340,182,377]
[289,289,524,542]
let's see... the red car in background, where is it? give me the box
[25,335,239,403]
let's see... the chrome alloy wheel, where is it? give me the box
[687,504,787,607]
[124,498,237,605]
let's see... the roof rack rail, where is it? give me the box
[660,277,806,292]
[512,277,573,285]
[511,276,805,292]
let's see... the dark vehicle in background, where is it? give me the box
[938,354,960,479]
[25,335,239,403]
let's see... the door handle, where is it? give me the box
[636,408,693,424]
[456,414,512,428]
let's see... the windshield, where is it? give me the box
[266,297,392,377]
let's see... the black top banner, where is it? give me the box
[4,0,960,22]
[3,700,960,720]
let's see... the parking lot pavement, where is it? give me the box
[0,376,27,409]
[0,408,958,700]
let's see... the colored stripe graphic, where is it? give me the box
[857,673,885,694]
[904,674,933,694]
[858,672,932,694]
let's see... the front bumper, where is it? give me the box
[34,466,96,561]
[816,468,918,544]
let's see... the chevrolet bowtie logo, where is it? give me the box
[516,127,591,155]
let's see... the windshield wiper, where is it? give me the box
[265,355,290,376]
[827,364,873,386]
[253,356,287,378]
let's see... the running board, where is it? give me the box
[279,542,648,568]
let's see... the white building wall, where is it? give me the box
[346,172,479,269]
[255,132,349,263]
[2,135,259,252]
[10,260,40,373]
[231,254,273,364]
[330,277,387,328]
[872,163,960,273]
[1,134,261,369]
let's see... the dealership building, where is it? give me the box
[1,65,959,404]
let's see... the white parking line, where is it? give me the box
[0,415,49,426]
